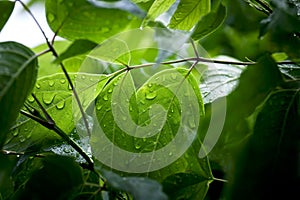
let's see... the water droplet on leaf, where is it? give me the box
[146,91,157,100]
[103,94,108,101]
[48,80,55,87]
[42,93,55,105]
[56,101,65,110]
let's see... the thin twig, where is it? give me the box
[21,94,94,169]
[17,0,91,137]
[0,149,45,158]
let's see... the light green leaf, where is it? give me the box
[192,3,226,40]
[169,0,210,30]
[0,0,15,32]
[45,0,142,42]
[4,73,109,152]
[92,67,211,183]
[142,0,176,27]
[0,42,38,147]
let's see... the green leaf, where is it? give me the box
[53,39,98,64]
[0,0,15,32]
[199,55,246,104]
[45,0,142,42]
[162,172,212,200]
[192,3,226,40]
[13,155,83,199]
[0,42,38,147]
[99,168,168,200]
[142,0,176,27]
[4,73,109,152]
[92,67,212,199]
[225,89,300,199]
[0,154,18,199]
[199,55,284,174]
[169,0,210,30]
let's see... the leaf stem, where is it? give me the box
[213,177,228,183]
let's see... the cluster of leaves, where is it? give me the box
[0,0,300,199]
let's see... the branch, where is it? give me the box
[17,0,91,138]
[20,94,94,169]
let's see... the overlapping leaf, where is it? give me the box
[0,0,15,32]
[169,0,210,30]
[4,73,108,152]
[45,0,143,42]
[0,42,38,147]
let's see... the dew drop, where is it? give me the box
[56,101,65,110]
[145,91,157,100]
[42,93,55,105]
[189,118,196,128]
[103,94,108,101]
[171,73,177,80]
[19,136,26,143]
[48,80,55,87]
[26,132,32,139]
[108,88,113,93]
[81,75,86,79]
[96,104,103,110]
[60,79,66,84]
[135,143,141,150]
[27,95,35,103]
[169,152,173,156]
[35,83,41,89]
[148,83,153,88]
[12,129,19,137]
[47,13,55,23]
[129,105,133,112]
[68,83,72,90]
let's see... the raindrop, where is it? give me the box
[48,80,55,87]
[96,104,103,110]
[129,105,133,112]
[56,101,65,110]
[26,132,31,139]
[103,94,108,101]
[145,91,157,100]
[35,83,41,89]
[135,143,142,150]
[27,95,35,103]
[171,73,177,80]
[81,75,86,79]
[68,83,72,90]
[19,136,26,143]
[168,152,173,156]
[60,79,66,84]
[47,13,55,23]
[42,93,55,105]
[108,88,113,93]
[12,129,19,137]
[148,83,153,88]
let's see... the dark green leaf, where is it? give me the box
[100,169,168,200]
[192,3,226,40]
[169,0,210,30]
[162,172,212,200]
[199,55,284,174]
[225,90,300,199]
[0,154,18,199]
[45,0,142,42]
[0,42,38,147]
[13,155,83,200]
[0,0,15,32]
[54,39,98,64]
